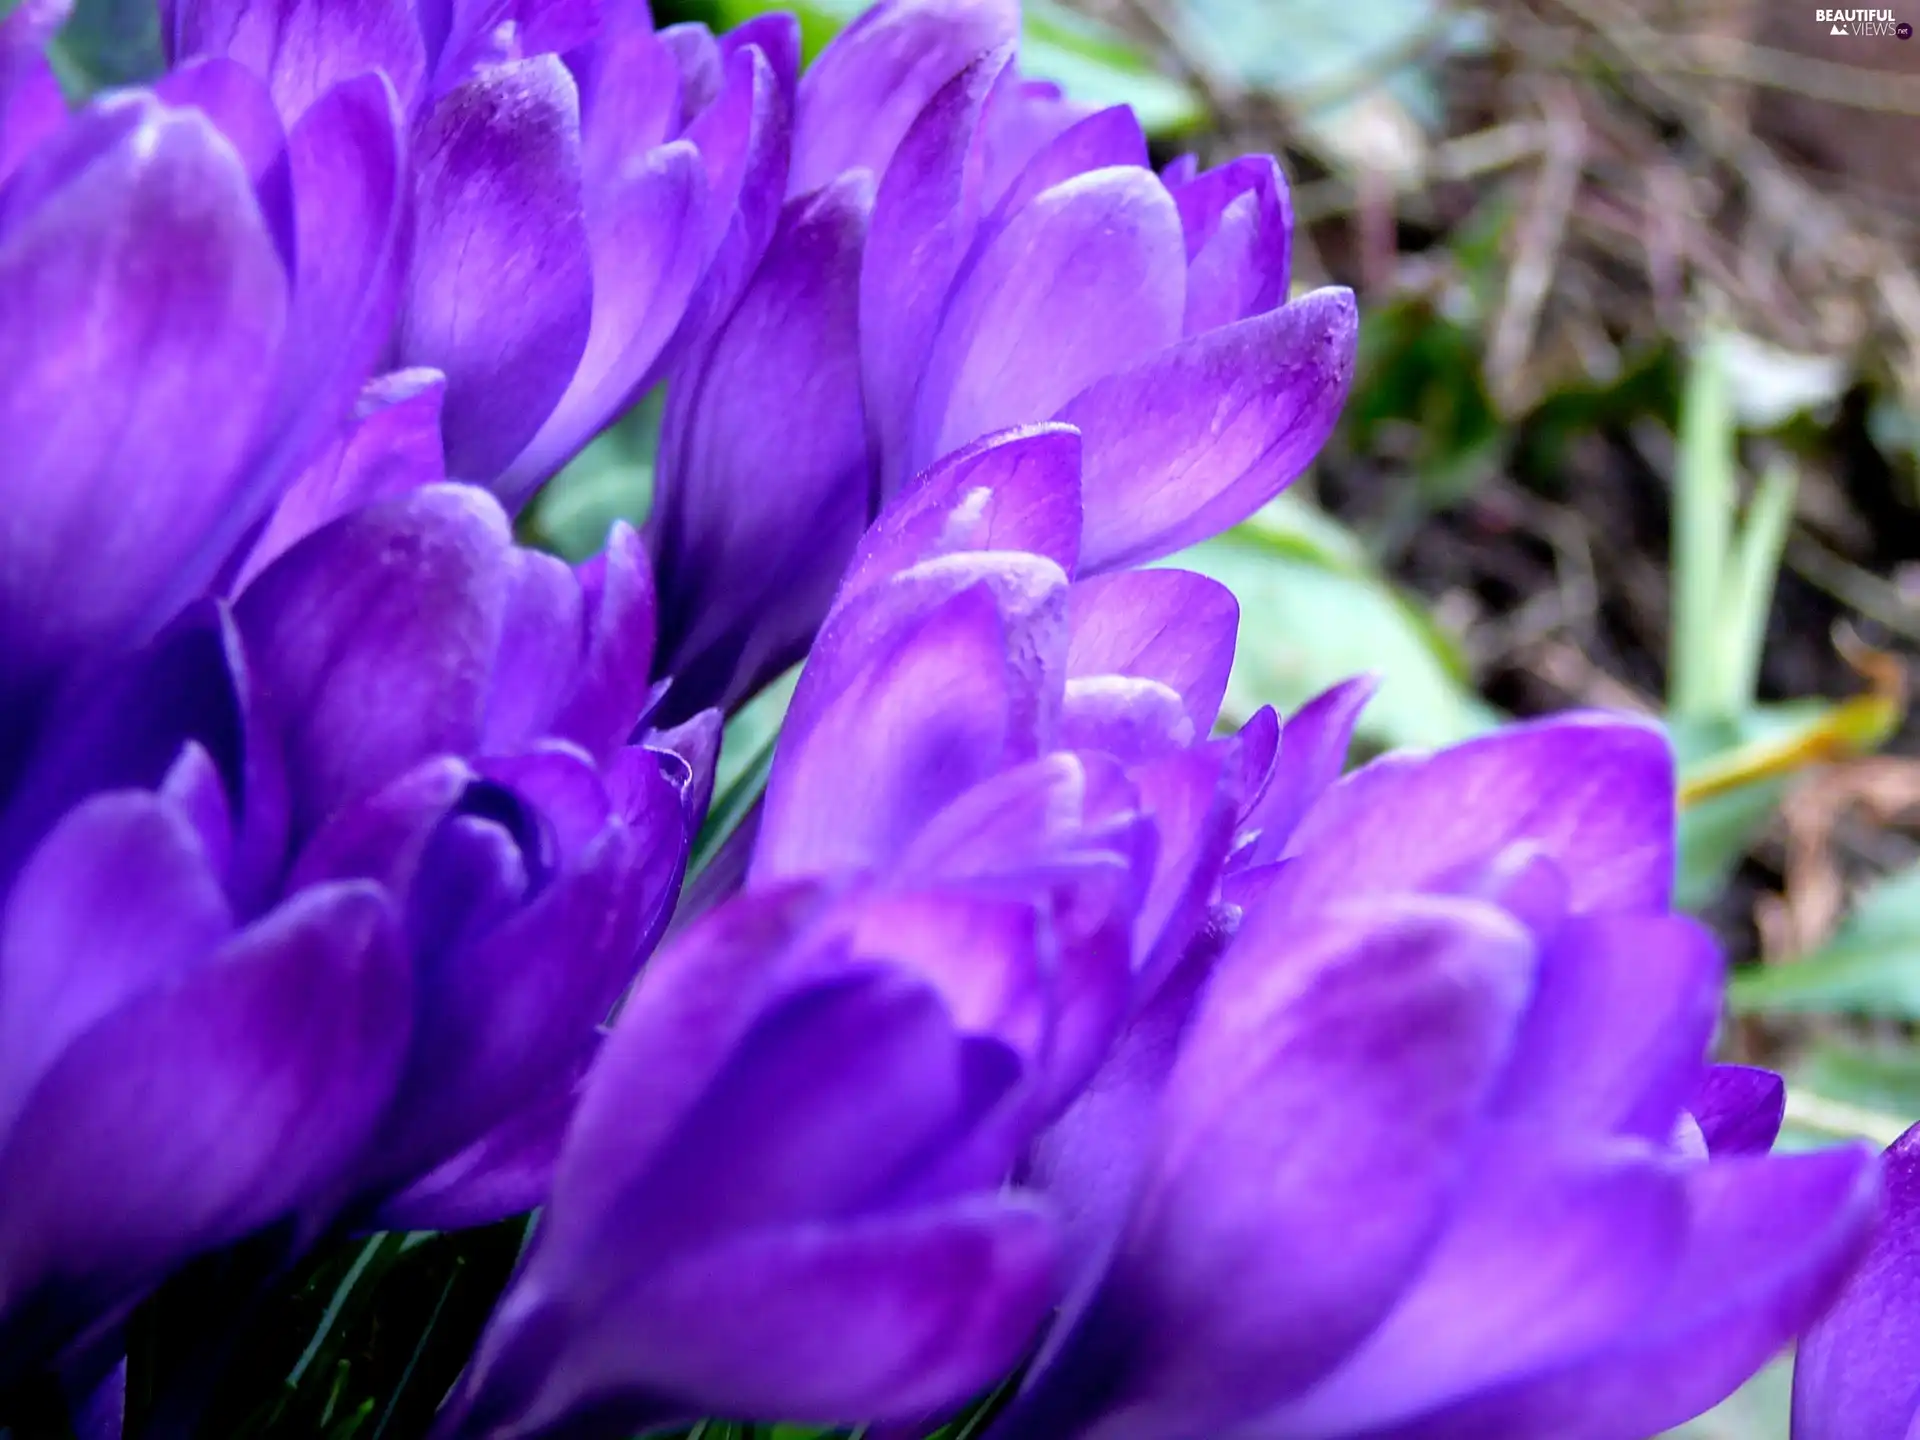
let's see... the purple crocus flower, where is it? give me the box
[988,715,1881,1440]
[644,0,1357,719]
[1793,1123,1920,1440]
[168,0,795,509]
[433,879,1068,1439]
[0,69,702,1383]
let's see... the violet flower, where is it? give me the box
[644,0,1357,719]
[433,879,1068,1440]
[1793,1123,1920,1440]
[0,68,702,1382]
[168,0,795,509]
[990,716,1881,1440]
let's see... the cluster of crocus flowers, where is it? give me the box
[0,0,1898,1436]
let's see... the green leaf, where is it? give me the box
[1730,864,1920,1019]
[1661,1355,1794,1440]
[1669,332,1739,722]
[48,0,164,97]
[520,388,663,563]
[1167,496,1500,752]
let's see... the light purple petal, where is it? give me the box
[236,368,449,589]
[1265,1136,1687,1434]
[1169,154,1291,335]
[571,21,681,186]
[1492,914,1723,1143]
[789,0,1016,197]
[399,55,593,488]
[0,16,65,185]
[1233,676,1374,865]
[0,98,285,715]
[1066,570,1237,735]
[1271,712,1677,918]
[983,102,1146,227]
[976,72,1099,210]
[0,793,232,1136]
[151,56,294,269]
[235,485,512,835]
[1794,1126,1920,1440]
[860,48,1007,493]
[477,547,582,754]
[497,139,706,502]
[910,166,1185,471]
[833,424,1083,619]
[1067,286,1358,571]
[551,521,659,758]
[1006,895,1534,1437]
[1391,1144,1880,1440]
[171,0,426,119]
[1693,1065,1787,1156]
[1128,745,1236,985]
[0,882,408,1363]
[650,175,872,719]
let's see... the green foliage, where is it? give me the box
[1730,864,1920,1019]
[522,388,665,563]
[1172,495,1499,754]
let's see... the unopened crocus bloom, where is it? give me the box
[645,0,1357,719]
[168,0,796,508]
[989,715,1880,1440]
[1793,1123,1920,1440]
[433,880,1069,1439]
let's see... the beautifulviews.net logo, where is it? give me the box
[1814,7,1913,34]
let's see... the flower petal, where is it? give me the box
[911,166,1184,470]
[650,176,872,720]
[1794,1126,1920,1440]
[399,56,592,488]
[235,485,512,835]
[1066,570,1237,735]
[1272,712,1677,917]
[1067,286,1357,571]
[789,0,1016,197]
[552,521,660,757]
[1169,154,1291,335]
[1233,676,1374,865]
[834,424,1083,619]
[0,14,64,185]
[1693,1065,1787,1156]
[236,368,449,589]
[170,0,426,119]
[0,97,285,723]
[0,882,408,1372]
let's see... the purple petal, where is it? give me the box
[833,424,1083,619]
[235,368,449,589]
[1693,1065,1787,1156]
[753,562,1065,880]
[1067,286,1358,571]
[0,98,285,716]
[789,0,1016,196]
[1066,570,1237,735]
[478,547,582,754]
[0,793,232,1135]
[1492,914,1723,1143]
[375,1071,580,1231]
[1271,712,1677,918]
[515,1196,1056,1430]
[1267,1136,1687,1433]
[242,71,414,533]
[910,166,1185,471]
[1395,1144,1880,1440]
[0,882,408,1363]
[650,176,872,720]
[399,56,593,488]
[571,22,681,185]
[1010,895,1534,1435]
[235,486,512,835]
[1794,1125,1920,1440]
[0,17,64,185]
[976,73,1100,210]
[1233,676,1375,865]
[152,56,295,270]
[1128,745,1236,985]
[1169,154,1291,335]
[860,49,1007,493]
[171,0,427,119]
[1057,677,1193,763]
[984,102,1146,226]
[498,139,705,501]
[551,521,659,758]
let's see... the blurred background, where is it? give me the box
[33,0,1920,1432]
